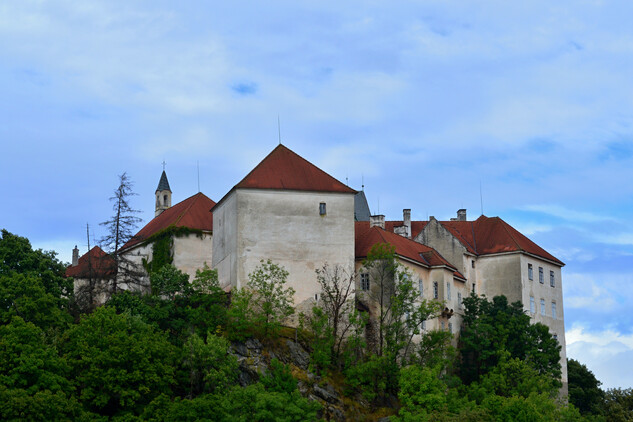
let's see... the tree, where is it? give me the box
[603,388,633,422]
[458,294,562,386]
[100,172,142,292]
[567,358,605,416]
[182,333,238,397]
[0,317,82,421]
[246,259,295,337]
[0,229,72,304]
[61,307,176,417]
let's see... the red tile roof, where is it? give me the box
[234,144,356,194]
[121,192,215,250]
[65,246,116,279]
[355,222,464,279]
[385,215,563,266]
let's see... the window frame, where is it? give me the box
[360,273,370,291]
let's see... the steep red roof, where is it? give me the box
[355,222,464,279]
[410,216,563,265]
[121,192,215,250]
[65,246,116,279]
[234,144,356,194]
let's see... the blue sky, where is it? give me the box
[1,1,632,389]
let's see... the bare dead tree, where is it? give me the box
[100,172,143,293]
[314,264,357,364]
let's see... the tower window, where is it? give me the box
[319,202,326,215]
[360,273,370,291]
[163,194,168,205]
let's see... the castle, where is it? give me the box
[68,144,567,391]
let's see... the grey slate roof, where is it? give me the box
[156,171,172,192]
[354,190,371,221]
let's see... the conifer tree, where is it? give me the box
[100,172,142,292]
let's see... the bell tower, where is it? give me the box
[155,163,172,217]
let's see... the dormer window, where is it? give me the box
[319,202,326,215]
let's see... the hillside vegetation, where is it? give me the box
[1,229,627,421]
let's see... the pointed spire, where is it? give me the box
[156,170,171,192]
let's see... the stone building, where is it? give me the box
[68,143,567,390]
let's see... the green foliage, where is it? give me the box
[603,388,633,422]
[345,353,396,402]
[416,329,456,372]
[61,307,177,416]
[147,233,173,274]
[394,365,448,421]
[466,353,559,403]
[261,358,298,394]
[110,264,227,345]
[226,287,256,341]
[0,317,82,421]
[0,273,70,330]
[181,333,238,397]
[300,306,334,375]
[0,229,72,300]
[246,259,295,338]
[567,358,605,416]
[150,264,190,299]
[459,294,561,386]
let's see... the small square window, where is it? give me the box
[550,271,555,287]
[539,267,544,284]
[528,263,533,280]
[360,273,370,291]
[319,202,326,215]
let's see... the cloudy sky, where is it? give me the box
[2,1,632,389]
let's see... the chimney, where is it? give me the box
[370,214,385,229]
[72,245,79,267]
[403,209,411,238]
[457,209,467,221]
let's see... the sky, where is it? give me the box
[1,1,632,389]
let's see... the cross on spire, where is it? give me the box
[162,160,166,171]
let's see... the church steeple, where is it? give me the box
[155,169,172,217]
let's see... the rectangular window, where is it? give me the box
[446,282,451,301]
[472,283,476,293]
[540,298,545,315]
[433,281,439,299]
[553,334,558,341]
[539,267,544,284]
[458,292,462,309]
[418,279,424,297]
[552,302,557,319]
[448,322,453,333]
[471,260,475,268]
[441,321,445,330]
[360,273,370,291]
[530,296,535,314]
[319,202,326,215]
[550,271,555,287]
[528,263,533,280]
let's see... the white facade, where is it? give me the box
[213,188,355,307]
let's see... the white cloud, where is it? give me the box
[566,324,633,389]
[563,272,633,312]
[521,204,610,223]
